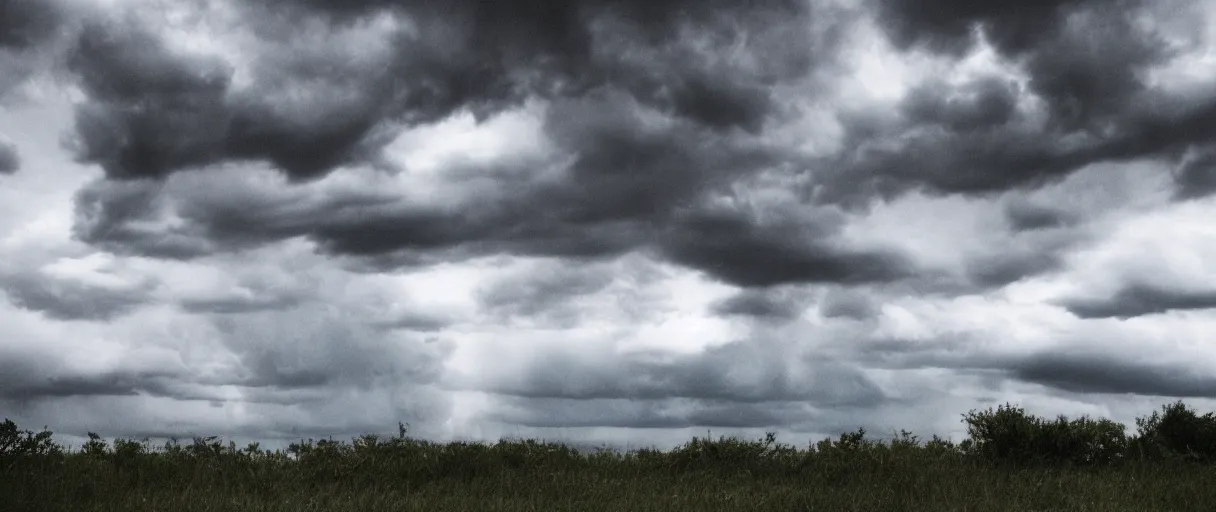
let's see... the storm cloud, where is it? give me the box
[68,90,916,288]
[0,251,157,321]
[1013,351,1216,398]
[50,0,936,292]
[63,0,827,181]
[1173,145,1216,200]
[58,0,1213,291]
[1060,282,1216,319]
[0,272,152,321]
[1004,200,1076,232]
[0,0,63,50]
[815,0,1216,205]
[710,288,809,320]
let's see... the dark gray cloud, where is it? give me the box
[899,75,1019,133]
[872,0,1172,131]
[0,368,180,403]
[0,348,211,404]
[478,261,616,327]
[956,194,1092,289]
[71,178,215,259]
[462,339,889,407]
[1173,145,1216,200]
[1016,4,1173,134]
[1013,351,1216,398]
[0,0,67,99]
[1059,282,1216,319]
[65,22,237,180]
[209,304,451,391]
[964,250,1064,289]
[659,205,915,287]
[0,272,153,321]
[56,0,914,291]
[64,0,827,182]
[851,329,1216,400]
[0,300,455,444]
[1004,200,1075,231]
[821,92,1216,206]
[374,311,453,332]
[818,288,878,320]
[709,288,806,320]
[178,293,305,315]
[272,0,823,124]
[0,0,63,50]
[172,269,314,315]
[62,17,403,181]
[818,0,1213,205]
[817,110,1086,203]
[0,137,17,174]
[72,88,917,288]
[872,0,1078,57]
[850,333,977,372]
[286,92,804,269]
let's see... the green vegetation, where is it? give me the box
[5,400,1216,511]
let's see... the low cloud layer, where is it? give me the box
[1060,283,1216,319]
[1013,351,1216,398]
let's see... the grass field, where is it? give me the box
[4,401,1216,511]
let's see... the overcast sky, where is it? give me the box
[2,0,1216,452]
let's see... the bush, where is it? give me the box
[0,419,58,458]
[961,404,1128,466]
[961,404,1042,464]
[1133,400,1216,462]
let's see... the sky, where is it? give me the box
[2,0,1216,452]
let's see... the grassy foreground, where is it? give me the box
[4,401,1216,511]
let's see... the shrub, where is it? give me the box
[1133,400,1216,462]
[0,419,58,458]
[961,404,1043,464]
[961,404,1128,466]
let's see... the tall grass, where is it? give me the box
[4,400,1216,511]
